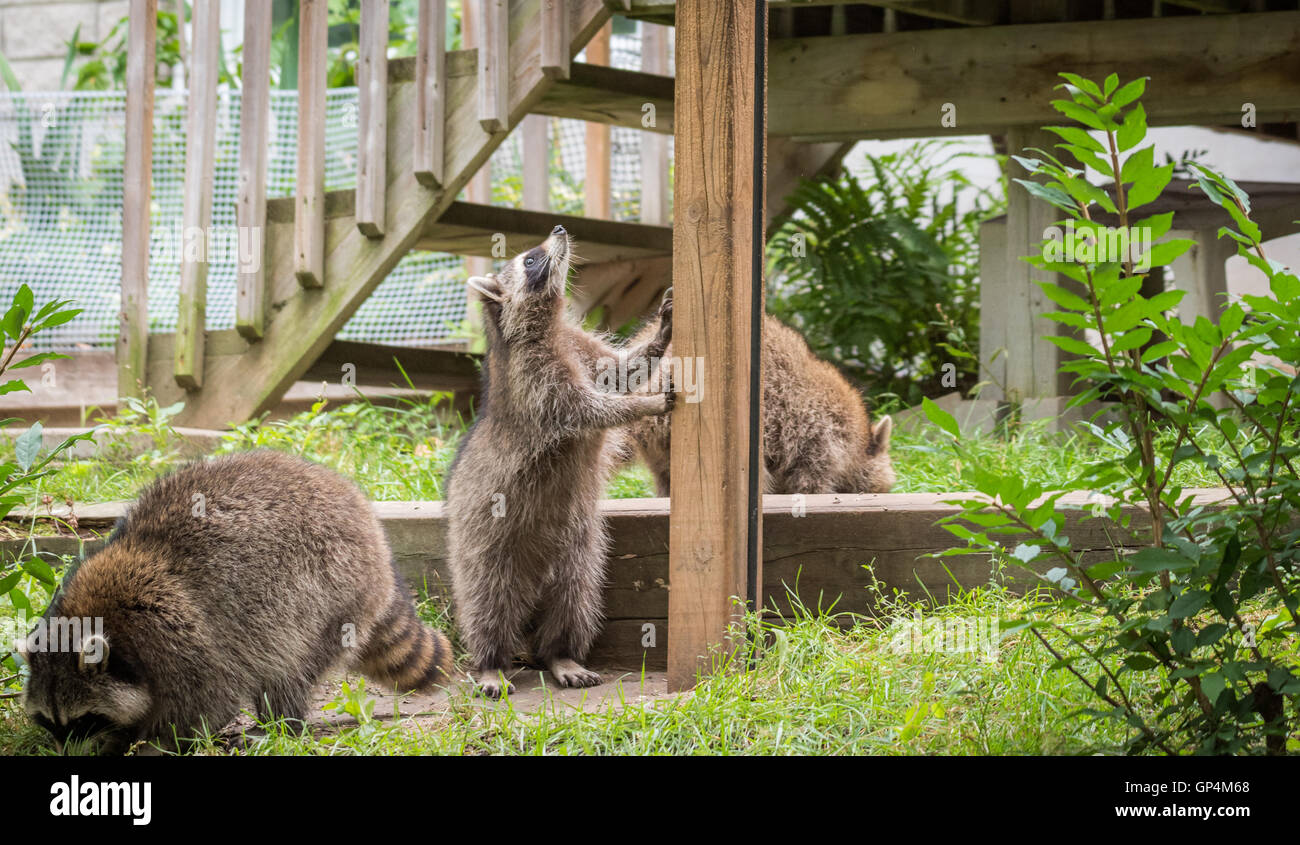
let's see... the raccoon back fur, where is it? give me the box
[21,450,452,753]
[624,312,894,496]
[445,226,673,698]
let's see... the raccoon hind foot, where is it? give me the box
[547,658,601,689]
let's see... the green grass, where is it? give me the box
[0,584,1141,756]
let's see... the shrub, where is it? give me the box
[926,72,1299,754]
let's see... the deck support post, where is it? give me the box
[667,0,766,692]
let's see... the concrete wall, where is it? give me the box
[0,0,130,91]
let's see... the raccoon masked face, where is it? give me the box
[22,633,152,755]
[466,227,572,318]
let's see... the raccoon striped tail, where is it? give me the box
[359,587,454,692]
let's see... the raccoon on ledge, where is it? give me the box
[21,450,453,753]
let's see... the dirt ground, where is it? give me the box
[305,668,676,733]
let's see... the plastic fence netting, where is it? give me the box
[0,27,666,352]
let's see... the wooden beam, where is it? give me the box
[294,0,328,287]
[541,0,570,79]
[667,0,764,691]
[521,114,550,211]
[161,0,615,427]
[173,0,219,389]
[419,201,672,261]
[477,0,509,132]
[236,0,272,341]
[584,22,612,219]
[639,22,670,225]
[570,256,675,329]
[765,12,1300,141]
[302,339,481,394]
[26,491,1232,670]
[414,0,447,187]
[118,0,155,399]
[356,0,389,237]
[861,1,1000,25]
[533,63,674,133]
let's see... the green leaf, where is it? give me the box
[21,556,56,587]
[1126,163,1175,211]
[1170,589,1210,618]
[0,569,21,594]
[1120,145,1154,184]
[922,397,960,439]
[1050,99,1106,131]
[1038,281,1091,312]
[1200,671,1226,703]
[1110,76,1147,109]
[1045,125,1105,154]
[1140,238,1196,269]
[1059,73,1104,102]
[1129,546,1196,573]
[1116,104,1147,153]
[0,379,30,396]
[8,351,68,370]
[15,421,42,471]
[1102,73,1119,98]
[1012,178,1077,214]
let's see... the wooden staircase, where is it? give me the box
[119,0,849,429]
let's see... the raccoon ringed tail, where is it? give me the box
[358,587,454,692]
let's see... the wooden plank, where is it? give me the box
[417,201,672,261]
[540,0,570,79]
[569,256,674,329]
[302,339,481,393]
[584,22,612,219]
[414,0,447,187]
[356,0,390,237]
[477,0,509,132]
[977,218,1008,403]
[639,22,669,225]
[173,0,220,389]
[667,0,764,692]
[17,491,1237,670]
[533,63,674,133]
[521,114,550,211]
[235,0,273,341]
[294,0,329,288]
[157,1,616,427]
[118,0,156,399]
[764,12,1300,141]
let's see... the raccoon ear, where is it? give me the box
[466,275,503,303]
[870,415,892,455]
[78,634,109,674]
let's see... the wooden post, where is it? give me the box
[462,0,491,338]
[584,22,611,219]
[236,0,272,340]
[356,0,389,237]
[1003,125,1067,401]
[540,0,570,79]
[118,0,155,399]
[977,218,1008,402]
[522,115,550,211]
[639,22,669,224]
[295,0,328,288]
[667,0,765,692]
[477,0,508,133]
[414,0,447,187]
[173,0,219,389]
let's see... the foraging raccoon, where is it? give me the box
[21,450,452,753]
[445,226,673,698]
[625,312,895,496]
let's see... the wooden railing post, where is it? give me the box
[477,0,508,133]
[119,0,156,400]
[584,21,611,219]
[667,0,766,692]
[294,0,328,288]
[540,0,570,79]
[639,21,669,224]
[236,0,272,340]
[414,0,447,187]
[521,115,550,211]
[356,0,389,237]
[173,0,219,389]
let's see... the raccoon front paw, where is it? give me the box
[660,391,677,414]
[476,670,515,699]
[656,287,673,343]
[548,658,602,689]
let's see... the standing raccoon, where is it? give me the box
[625,312,895,496]
[21,450,452,753]
[445,226,673,698]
